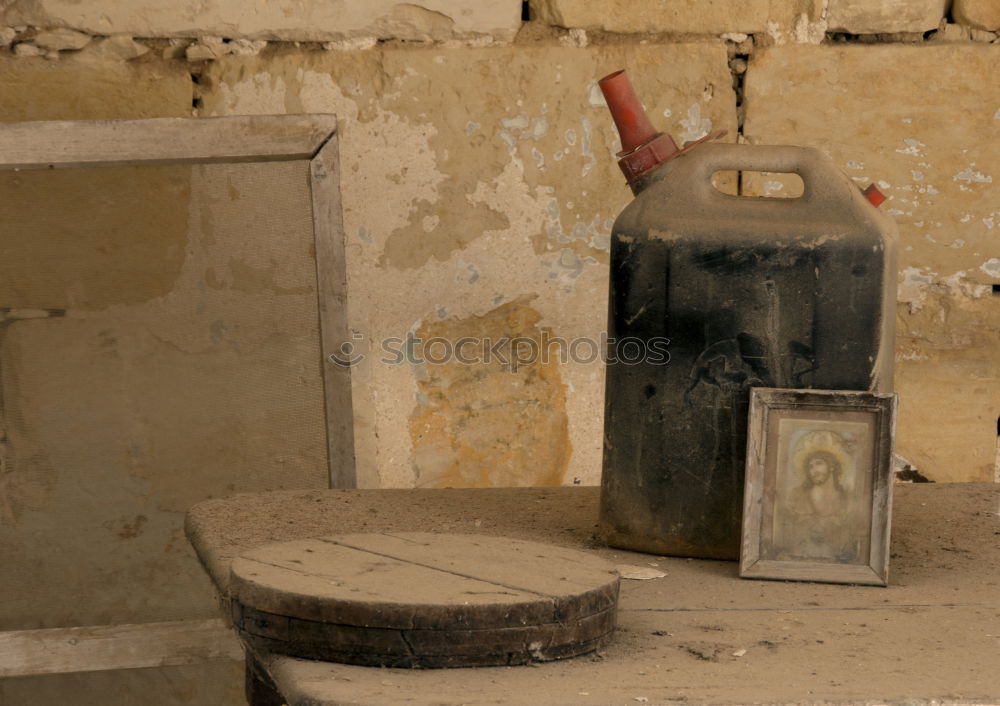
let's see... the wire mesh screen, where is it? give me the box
[0,160,328,630]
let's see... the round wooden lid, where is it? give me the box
[229,532,620,668]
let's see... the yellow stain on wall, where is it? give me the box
[409,297,571,488]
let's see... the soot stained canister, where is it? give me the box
[598,71,898,559]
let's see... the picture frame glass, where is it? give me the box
[760,411,875,564]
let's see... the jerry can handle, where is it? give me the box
[684,143,849,208]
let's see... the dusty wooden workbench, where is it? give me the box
[186,483,1000,706]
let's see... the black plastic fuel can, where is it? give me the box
[598,71,897,559]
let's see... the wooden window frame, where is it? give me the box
[0,114,358,489]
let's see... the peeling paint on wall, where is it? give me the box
[898,266,994,314]
[381,180,512,269]
[980,258,1000,278]
[201,43,739,488]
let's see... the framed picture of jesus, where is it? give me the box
[740,388,897,586]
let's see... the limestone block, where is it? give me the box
[743,44,1000,482]
[12,42,43,56]
[228,38,267,56]
[826,0,947,33]
[534,0,807,34]
[186,37,226,62]
[935,21,998,43]
[0,53,190,121]
[201,43,737,488]
[0,0,522,41]
[162,38,191,60]
[934,21,972,41]
[76,35,150,62]
[954,0,1000,31]
[32,27,91,51]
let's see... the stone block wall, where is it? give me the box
[1,1,998,702]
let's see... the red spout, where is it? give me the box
[599,70,659,153]
[598,69,722,191]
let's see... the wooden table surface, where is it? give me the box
[186,483,1000,706]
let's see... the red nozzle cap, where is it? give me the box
[598,70,658,153]
[598,69,723,190]
[863,183,887,208]
[599,69,681,188]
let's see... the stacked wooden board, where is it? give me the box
[229,532,620,668]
